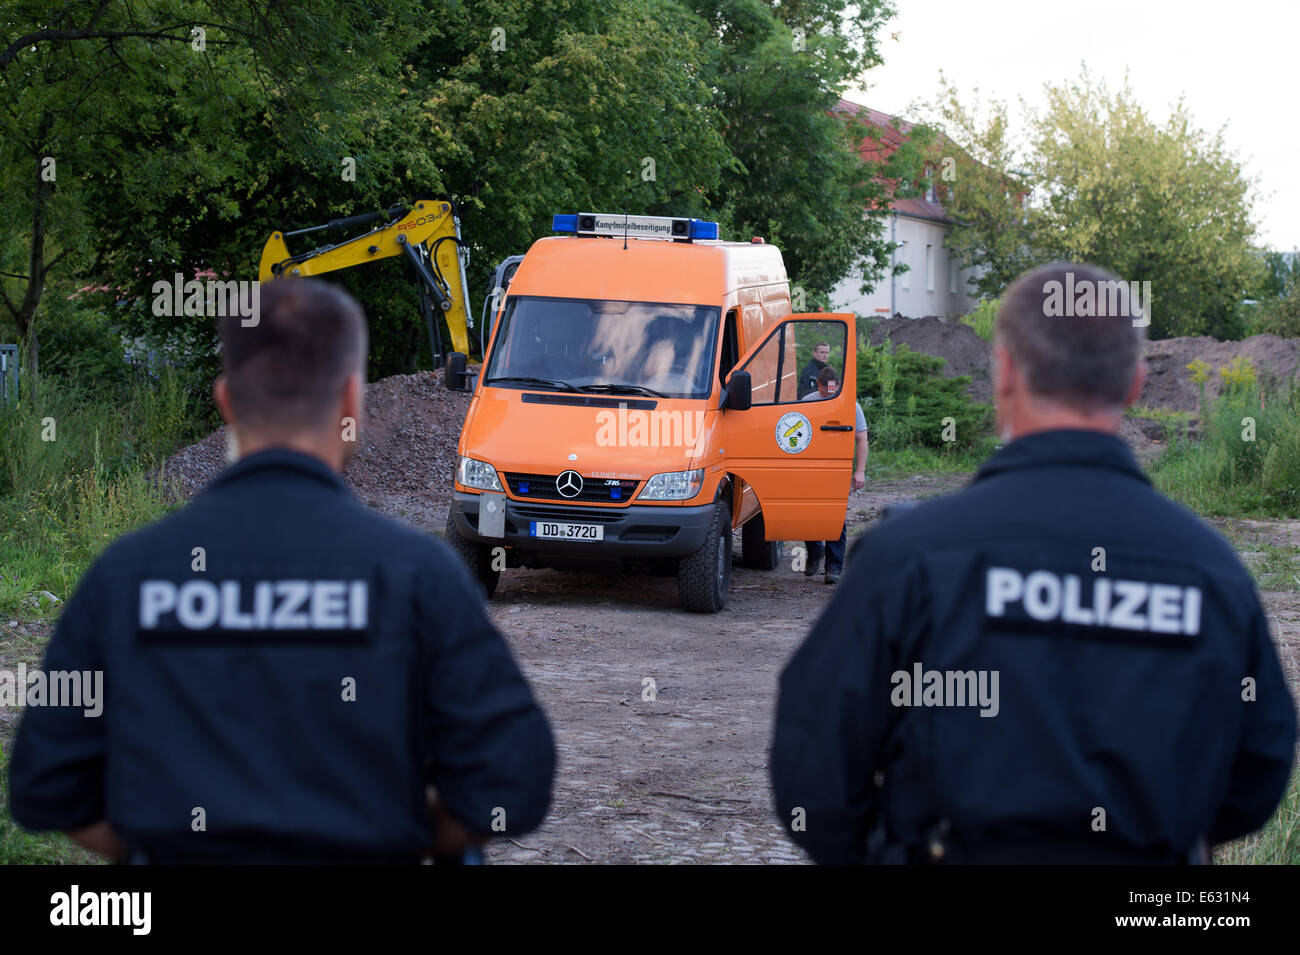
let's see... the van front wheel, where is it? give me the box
[444,512,502,599]
[678,500,731,613]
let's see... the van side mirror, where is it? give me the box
[725,370,752,411]
[444,352,469,391]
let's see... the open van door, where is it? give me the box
[720,313,857,540]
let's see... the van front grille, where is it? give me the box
[505,472,640,504]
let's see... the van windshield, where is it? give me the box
[484,296,721,399]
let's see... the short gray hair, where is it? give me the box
[219,279,368,432]
[996,262,1145,411]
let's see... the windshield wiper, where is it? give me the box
[578,383,669,398]
[484,376,577,392]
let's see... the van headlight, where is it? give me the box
[638,468,705,501]
[458,456,504,492]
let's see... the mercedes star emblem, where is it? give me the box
[556,470,584,498]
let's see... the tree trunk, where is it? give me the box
[15,114,52,401]
[26,330,38,401]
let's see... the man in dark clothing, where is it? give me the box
[771,262,1297,864]
[9,279,556,863]
[802,366,868,584]
[799,341,831,399]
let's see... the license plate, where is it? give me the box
[529,521,604,541]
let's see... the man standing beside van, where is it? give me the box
[801,366,868,584]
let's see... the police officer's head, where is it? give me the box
[215,279,368,471]
[993,263,1146,443]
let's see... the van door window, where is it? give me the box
[718,308,739,390]
[736,319,848,405]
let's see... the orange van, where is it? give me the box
[444,213,858,612]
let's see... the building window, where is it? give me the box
[899,241,910,290]
[925,243,934,292]
[949,252,958,294]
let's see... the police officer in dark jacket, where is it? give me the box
[770,262,1297,865]
[8,279,555,863]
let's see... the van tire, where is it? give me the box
[741,513,782,570]
[678,500,731,613]
[444,513,501,599]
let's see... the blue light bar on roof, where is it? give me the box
[551,213,720,242]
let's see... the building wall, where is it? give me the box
[830,213,980,319]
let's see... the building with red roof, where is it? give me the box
[830,98,979,319]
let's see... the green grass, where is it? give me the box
[0,370,196,619]
[868,440,995,480]
[1125,404,1196,433]
[0,754,101,864]
[0,617,102,864]
[0,368,201,863]
[1244,544,1300,592]
[1216,765,1300,865]
[958,298,998,342]
[1149,381,1300,518]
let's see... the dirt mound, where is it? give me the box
[1141,334,1300,412]
[160,372,471,531]
[865,316,993,403]
[159,326,1297,518]
[862,317,1300,417]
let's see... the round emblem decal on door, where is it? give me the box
[775,412,812,454]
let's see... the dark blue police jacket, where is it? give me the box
[771,430,1297,864]
[8,449,555,862]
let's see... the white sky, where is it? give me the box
[848,0,1298,250]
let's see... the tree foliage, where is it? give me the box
[1030,72,1261,339]
[927,70,1263,340]
[855,336,991,449]
[1,0,428,388]
[921,75,1037,300]
[3,0,909,385]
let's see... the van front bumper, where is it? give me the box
[450,491,715,558]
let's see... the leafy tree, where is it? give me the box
[689,0,922,305]
[1253,269,1300,338]
[1,0,425,393]
[855,337,991,449]
[408,0,732,314]
[6,0,910,389]
[920,76,1038,299]
[1029,72,1262,339]
[1253,251,1297,300]
[928,71,1263,339]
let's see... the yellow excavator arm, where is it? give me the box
[258,199,472,358]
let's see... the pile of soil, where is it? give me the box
[160,372,470,531]
[1141,334,1300,412]
[865,316,993,403]
[159,325,1298,513]
[864,318,1300,415]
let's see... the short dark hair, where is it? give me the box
[218,279,367,432]
[817,365,840,387]
[996,262,1144,411]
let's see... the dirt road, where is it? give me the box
[4,471,1294,865]
[471,476,1299,864]
[479,473,964,864]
